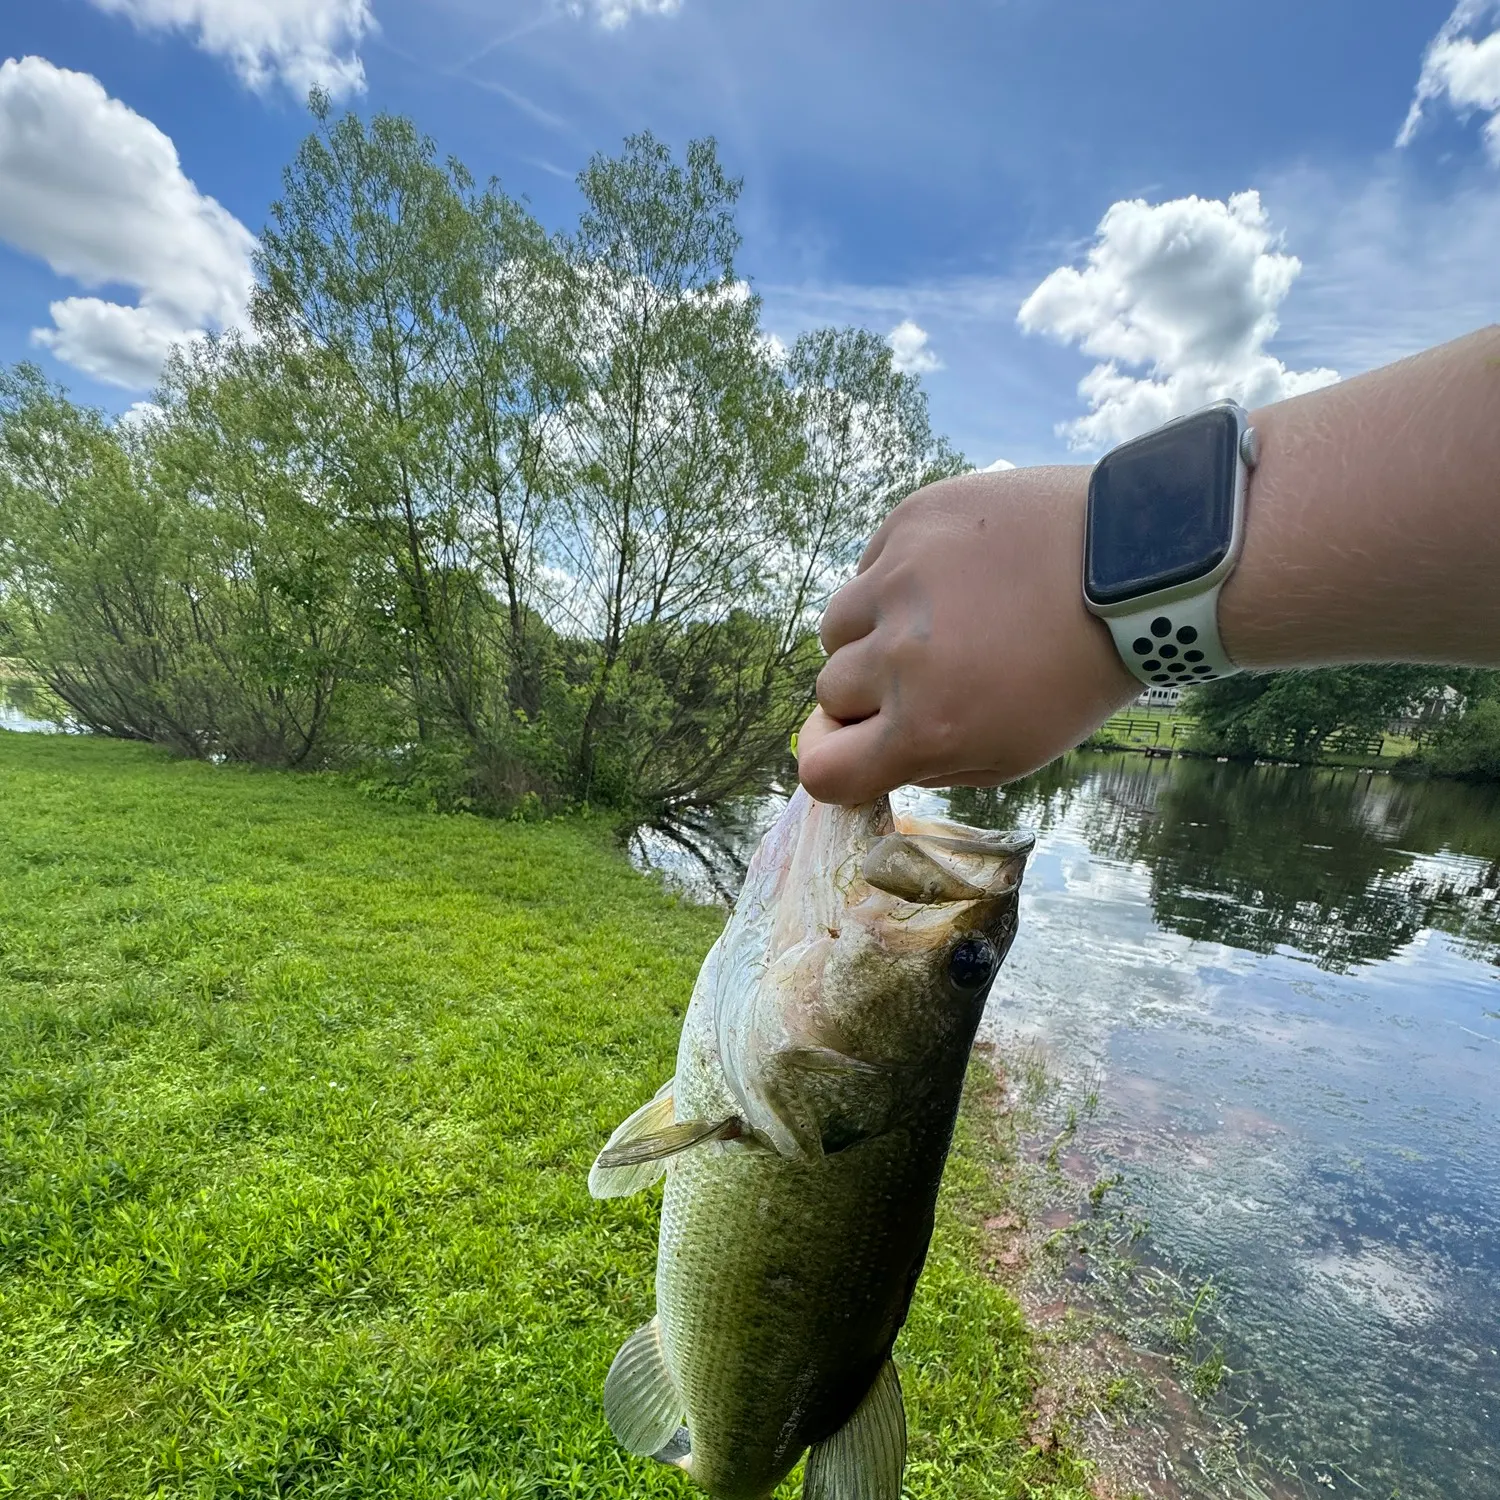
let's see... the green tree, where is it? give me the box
[1186,665,1446,760]
[548,133,798,801]
[252,95,531,766]
[1419,673,1500,781]
[0,366,187,745]
[144,336,363,766]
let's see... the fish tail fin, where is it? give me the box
[603,1317,687,1458]
[803,1358,905,1500]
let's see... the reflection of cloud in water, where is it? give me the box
[1301,1246,1445,1327]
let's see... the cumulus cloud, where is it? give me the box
[887,319,942,375]
[85,0,374,99]
[1398,2,1500,163]
[1018,190,1338,450]
[567,0,683,30]
[0,57,256,389]
[981,457,1016,472]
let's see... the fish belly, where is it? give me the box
[655,1130,940,1499]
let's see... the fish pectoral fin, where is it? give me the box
[589,1079,678,1198]
[803,1358,906,1500]
[597,1116,741,1169]
[603,1317,687,1458]
[590,1080,741,1198]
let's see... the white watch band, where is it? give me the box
[1104,586,1239,689]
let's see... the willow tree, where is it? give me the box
[540,134,789,800]
[0,365,185,744]
[252,96,556,765]
[144,336,364,766]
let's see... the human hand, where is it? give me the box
[796,465,1138,805]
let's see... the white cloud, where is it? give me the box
[0,57,256,390]
[118,399,165,430]
[981,457,1016,472]
[84,0,374,99]
[567,0,683,30]
[1018,190,1338,450]
[887,318,942,375]
[1398,1,1500,164]
[34,299,195,389]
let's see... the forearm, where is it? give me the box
[1223,325,1500,669]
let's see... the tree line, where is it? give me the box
[1185,666,1500,779]
[0,99,959,815]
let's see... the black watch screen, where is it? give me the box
[1084,406,1239,607]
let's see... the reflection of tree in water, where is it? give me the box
[1068,759,1500,972]
[942,754,1119,836]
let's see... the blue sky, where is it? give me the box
[2,0,1498,466]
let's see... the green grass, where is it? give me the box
[0,733,1089,1499]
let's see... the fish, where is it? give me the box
[589,787,1033,1499]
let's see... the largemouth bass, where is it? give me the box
[590,788,1032,1499]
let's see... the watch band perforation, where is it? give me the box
[1105,589,1239,689]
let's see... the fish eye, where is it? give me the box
[947,936,998,994]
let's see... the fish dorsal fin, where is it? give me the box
[803,1358,906,1500]
[588,1081,740,1199]
[603,1318,686,1457]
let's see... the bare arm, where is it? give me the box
[797,326,1500,805]
[1224,324,1500,669]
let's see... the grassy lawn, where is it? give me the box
[0,734,1089,1499]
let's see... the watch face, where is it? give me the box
[1085,407,1239,607]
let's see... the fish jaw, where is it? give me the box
[700,789,1032,1160]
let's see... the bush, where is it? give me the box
[1418,698,1500,781]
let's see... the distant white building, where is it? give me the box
[1136,685,1183,708]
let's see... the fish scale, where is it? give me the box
[657,1126,943,1497]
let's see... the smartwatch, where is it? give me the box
[1083,400,1259,689]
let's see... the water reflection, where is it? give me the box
[635,753,1500,1499]
[0,702,57,734]
[948,759,1500,972]
[0,687,63,735]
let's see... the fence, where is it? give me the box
[1100,714,1197,747]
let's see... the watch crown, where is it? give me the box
[1239,425,1261,470]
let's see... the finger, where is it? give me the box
[815,636,884,723]
[819,570,880,655]
[797,710,921,807]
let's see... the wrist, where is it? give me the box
[1218,395,1343,670]
[1215,400,1287,668]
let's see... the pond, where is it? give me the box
[636,755,1500,1499]
[0,700,60,734]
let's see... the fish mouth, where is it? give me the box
[750,789,1034,964]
